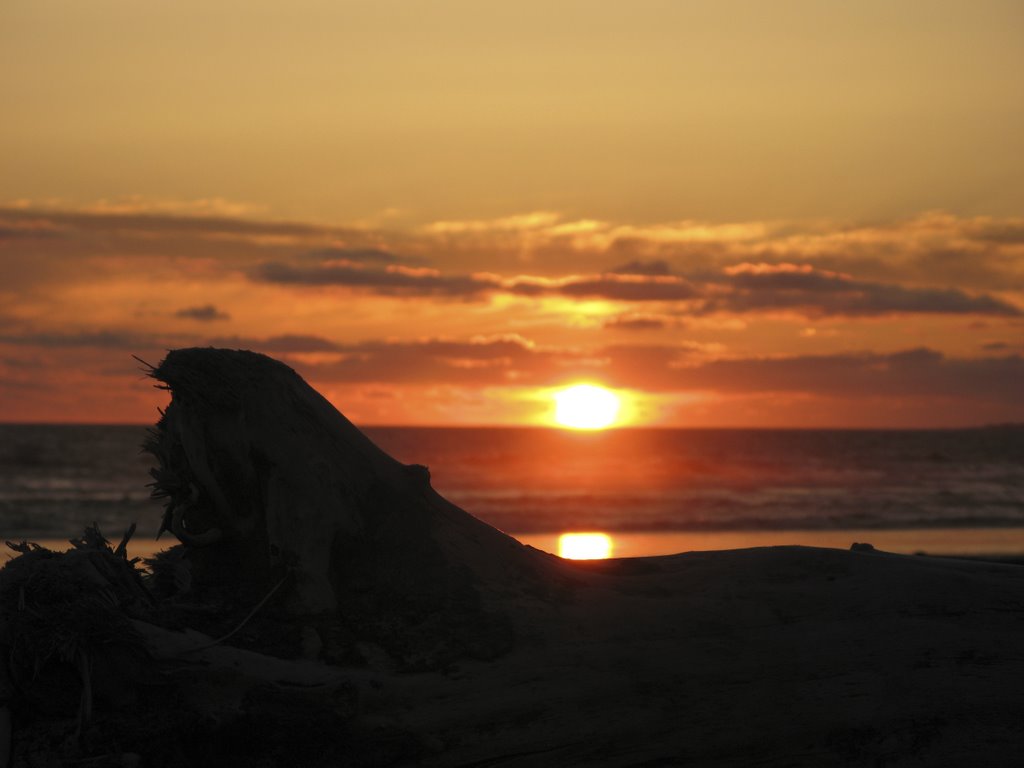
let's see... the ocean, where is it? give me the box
[2,424,1023,558]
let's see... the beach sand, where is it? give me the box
[7,538,1024,766]
[334,544,1024,766]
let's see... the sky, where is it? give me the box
[1,0,1022,427]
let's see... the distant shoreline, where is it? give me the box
[11,528,1024,563]
[1,421,1022,431]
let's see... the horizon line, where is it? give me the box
[1,420,1021,432]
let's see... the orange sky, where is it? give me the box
[1,1,1022,427]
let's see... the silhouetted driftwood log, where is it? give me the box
[3,347,1024,767]
[144,347,562,667]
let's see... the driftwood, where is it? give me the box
[3,347,1024,766]
[143,348,559,667]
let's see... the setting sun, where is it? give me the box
[553,384,621,430]
[558,533,614,560]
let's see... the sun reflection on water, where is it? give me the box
[558,532,613,560]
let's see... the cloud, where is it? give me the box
[252,261,490,296]
[509,274,701,302]
[3,203,1022,426]
[980,341,1016,351]
[0,204,344,241]
[423,211,562,234]
[250,259,705,303]
[274,338,1023,408]
[603,314,671,331]
[963,219,1024,245]
[675,348,1023,403]
[2,325,1019,424]
[0,204,384,293]
[411,211,1024,293]
[227,332,1018,407]
[5,203,1023,311]
[254,259,712,303]
[76,196,266,218]
[271,335,560,388]
[609,260,673,276]
[250,256,1018,316]
[205,334,342,353]
[180,334,562,386]
[0,224,62,241]
[303,247,419,265]
[0,330,166,350]
[714,263,1022,317]
[175,305,230,322]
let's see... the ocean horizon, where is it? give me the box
[2,422,1022,558]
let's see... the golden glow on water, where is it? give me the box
[553,384,621,430]
[520,529,1024,559]
[558,532,613,560]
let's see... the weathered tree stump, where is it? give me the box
[144,348,563,668]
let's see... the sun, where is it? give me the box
[553,384,621,430]
[558,532,613,560]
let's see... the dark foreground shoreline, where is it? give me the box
[5,540,1024,767]
[921,552,1024,566]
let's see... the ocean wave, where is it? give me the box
[2,424,1023,540]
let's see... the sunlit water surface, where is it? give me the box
[2,424,1023,559]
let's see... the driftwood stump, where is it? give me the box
[144,347,561,667]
